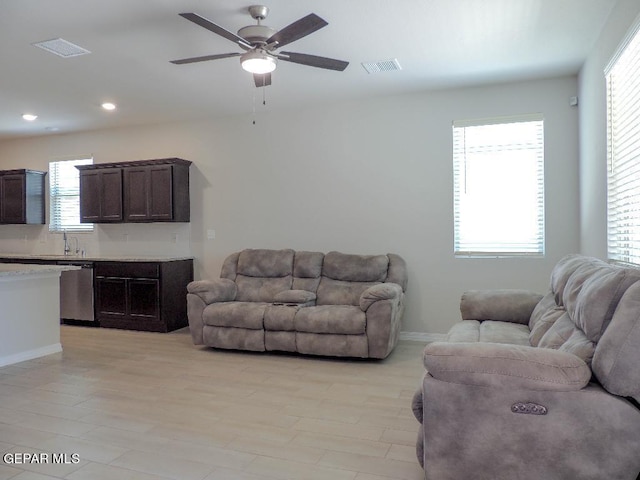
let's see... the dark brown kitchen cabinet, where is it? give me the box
[77,158,190,223]
[94,259,193,332]
[79,168,123,222]
[0,169,46,224]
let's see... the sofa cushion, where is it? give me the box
[237,249,294,277]
[322,251,389,282]
[316,277,379,306]
[550,254,605,306]
[202,302,268,329]
[529,307,566,346]
[446,320,530,345]
[593,281,640,402]
[292,251,324,292]
[460,289,543,324]
[538,314,596,365]
[294,305,366,335]
[235,275,293,302]
[293,251,324,278]
[528,291,556,330]
[264,304,298,331]
[565,267,640,343]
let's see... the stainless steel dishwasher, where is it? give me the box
[58,261,95,323]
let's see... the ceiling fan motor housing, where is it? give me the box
[237,25,277,44]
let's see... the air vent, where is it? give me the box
[32,38,91,58]
[361,58,402,74]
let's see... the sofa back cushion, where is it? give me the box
[292,251,324,292]
[564,266,640,343]
[316,252,389,306]
[592,281,640,402]
[538,259,640,366]
[550,254,605,306]
[230,249,295,302]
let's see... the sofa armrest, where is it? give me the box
[423,341,591,391]
[187,279,237,304]
[360,282,403,311]
[460,289,543,325]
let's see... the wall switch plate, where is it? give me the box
[207,229,216,240]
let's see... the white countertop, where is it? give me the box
[0,263,80,277]
[0,254,193,262]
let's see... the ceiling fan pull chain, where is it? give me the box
[263,86,266,106]
[252,85,257,125]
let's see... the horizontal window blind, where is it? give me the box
[49,158,93,232]
[606,17,640,265]
[453,114,545,257]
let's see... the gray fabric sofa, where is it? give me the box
[412,254,640,480]
[187,248,407,358]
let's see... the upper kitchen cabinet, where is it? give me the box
[0,169,47,224]
[78,158,191,223]
[78,167,123,223]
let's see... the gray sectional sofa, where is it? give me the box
[412,254,640,479]
[186,248,407,358]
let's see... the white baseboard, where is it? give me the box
[400,332,446,343]
[0,343,62,368]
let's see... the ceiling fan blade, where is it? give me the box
[279,52,349,71]
[170,52,241,65]
[253,73,272,88]
[179,13,251,49]
[266,13,327,48]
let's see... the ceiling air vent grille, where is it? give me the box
[32,38,91,58]
[361,58,402,74]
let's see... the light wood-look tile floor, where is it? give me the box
[0,326,426,480]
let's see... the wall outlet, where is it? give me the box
[171,233,178,244]
[207,229,216,240]
[123,233,129,242]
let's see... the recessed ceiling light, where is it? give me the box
[101,102,116,111]
[22,114,38,121]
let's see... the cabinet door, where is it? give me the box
[148,165,173,221]
[100,169,123,221]
[128,278,160,320]
[95,277,127,319]
[79,170,102,222]
[1,174,26,223]
[80,169,123,223]
[123,167,150,221]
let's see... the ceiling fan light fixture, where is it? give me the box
[241,51,276,74]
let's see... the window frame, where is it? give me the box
[605,15,640,266]
[452,114,545,258]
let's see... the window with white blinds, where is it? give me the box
[453,114,545,257]
[606,17,640,265]
[49,158,93,233]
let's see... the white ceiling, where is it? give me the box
[0,0,618,140]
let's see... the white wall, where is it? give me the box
[0,75,580,333]
[578,0,640,257]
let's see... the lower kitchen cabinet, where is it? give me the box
[95,259,193,332]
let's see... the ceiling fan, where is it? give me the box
[170,5,349,87]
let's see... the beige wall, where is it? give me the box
[578,0,640,258]
[0,75,580,334]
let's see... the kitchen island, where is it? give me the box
[0,255,194,333]
[0,263,79,367]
